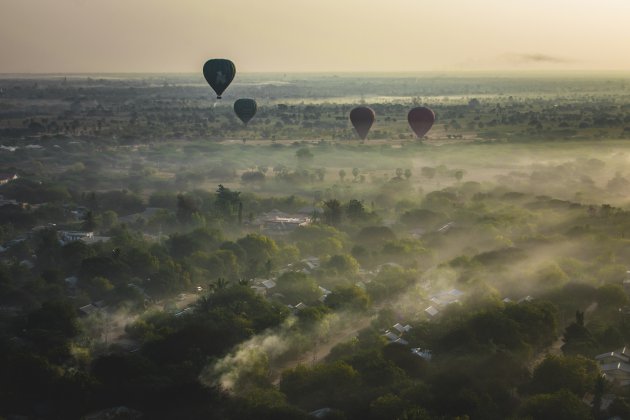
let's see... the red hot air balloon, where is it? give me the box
[407,107,435,138]
[350,106,376,140]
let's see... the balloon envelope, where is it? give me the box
[407,107,435,138]
[234,98,257,125]
[203,59,236,99]
[350,106,376,140]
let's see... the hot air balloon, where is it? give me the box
[407,107,435,138]
[234,98,257,125]
[203,59,236,99]
[350,106,376,140]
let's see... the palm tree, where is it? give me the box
[209,277,229,292]
[323,199,343,226]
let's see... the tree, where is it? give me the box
[346,199,367,222]
[562,310,597,356]
[454,170,464,182]
[530,355,599,396]
[519,390,592,420]
[323,199,343,226]
[356,226,396,248]
[82,210,97,231]
[339,169,346,182]
[404,169,412,180]
[101,210,118,229]
[400,208,441,228]
[241,171,266,183]
[325,285,370,311]
[352,167,360,180]
[325,254,359,275]
[176,193,200,224]
[275,271,320,304]
[25,300,79,361]
[420,167,436,181]
[83,276,114,300]
[280,361,360,410]
[209,277,229,292]
[215,184,241,221]
[296,148,314,162]
[236,234,279,277]
[395,168,404,179]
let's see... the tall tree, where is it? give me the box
[215,184,241,221]
[323,199,343,226]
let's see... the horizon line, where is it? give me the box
[1,69,630,77]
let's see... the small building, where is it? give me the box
[384,331,400,342]
[408,228,426,239]
[392,323,412,334]
[251,285,267,296]
[19,259,34,270]
[595,350,630,365]
[429,289,464,307]
[596,347,630,386]
[118,207,161,224]
[310,408,334,419]
[253,209,311,234]
[174,307,195,318]
[384,322,412,346]
[295,302,308,310]
[437,221,455,233]
[79,304,99,316]
[411,348,432,361]
[60,231,94,244]
[0,173,18,185]
[518,295,534,304]
[65,276,78,291]
[425,306,439,317]
[600,362,630,386]
[261,279,276,289]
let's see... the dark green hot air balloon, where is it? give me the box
[234,98,257,125]
[203,59,236,99]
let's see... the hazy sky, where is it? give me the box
[2,0,630,73]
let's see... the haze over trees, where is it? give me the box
[3,74,630,418]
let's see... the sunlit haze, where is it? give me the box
[2,0,630,73]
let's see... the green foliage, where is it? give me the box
[400,208,441,228]
[215,184,241,221]
[323,199,343,226]
[274,271,320,304]
[326,285,371,311]
[356,226,396,249]
[296,147,314,161]
[291,224,347,256]
[367,265,417,300]
[236,233,279,277]
[241,171,266,183]
[519,390,593,420]
[325,254,359,276]
[280,361,360,411]
[167,227,223,259]
[529,355,599,396]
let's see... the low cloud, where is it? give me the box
[501,53,576,64]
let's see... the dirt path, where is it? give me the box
[269,314,375,385]
[528,301,598,371]
[102,293,201,347]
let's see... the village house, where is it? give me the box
[251,209,311,234]
[595,347,630,386]
[0,173,18,185]
[383,322,412,346]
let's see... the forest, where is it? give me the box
[3,74,630,419]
